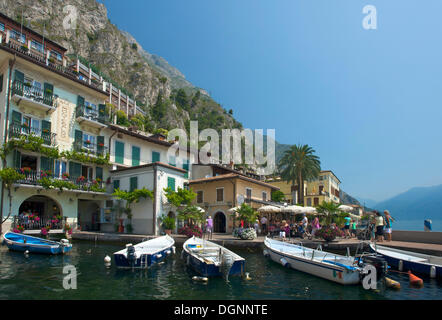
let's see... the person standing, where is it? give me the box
[384,210,395,241]
[206,215,213,240]
[374,211,385,242]
[344,215,351,239]
[260,216,268,235]
[311,217,320,238]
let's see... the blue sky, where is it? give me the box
[101,0,442,202]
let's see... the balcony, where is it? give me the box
[73,141,108,157]
[11,80,55,113]
[76,105,107,129]
[14,168,107,193]
[11,215,67,235]
[9,121,57,146]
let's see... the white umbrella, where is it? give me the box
[282,205,304,214]
[196,206,205,213]
[228,206,241,213]
[257,205,281,213]
[300,206,318,215]
[338,205,354,212]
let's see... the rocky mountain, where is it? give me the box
[374,185,442,220]
[0,0,240,132]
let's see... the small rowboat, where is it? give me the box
[264,237,388,285]
[182,236,245,278]
[2,232,72,255]
[113,235,175,269]
[370,243,442,279]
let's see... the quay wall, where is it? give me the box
[392,230,442,245]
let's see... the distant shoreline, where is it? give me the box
[390,219,442,232]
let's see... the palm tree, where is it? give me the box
[278,144,321,205]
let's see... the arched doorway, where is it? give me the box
[214,212,226,233]
[78,200,100,231]
[17,195,63,231]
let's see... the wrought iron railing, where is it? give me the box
[73,141,108,157]
[9,121,57,146]
[75,105,107,124]
[14,168,106,192]
[12,79,54,107]
[12,215,67,231]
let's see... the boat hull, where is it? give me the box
[264,240,360,285]
[182,249,245,277]
[3,232,72,255]
[370,244,442,279]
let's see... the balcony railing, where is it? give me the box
[76,105,107,125]
[9,121,57,146]
[12,215,67,232]
[73,141,108,157]
[14,168,107,192]
[12,80,54,107]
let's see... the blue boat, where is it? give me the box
[182,236,245,278]
[113,235,175,269]
[2,232,72,255]
[370,243,442,279]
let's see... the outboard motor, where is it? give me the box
[362,254,388,280]
[126,244,136,267]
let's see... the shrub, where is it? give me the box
[178,225,202,238]
[316,226,344,242]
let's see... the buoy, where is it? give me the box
[166,250,171,255]
[192,276,208,282]
[24,250,29,255]
[398,260,403,271]
[156,254,162,259]
[430,266,436,279]
[104,255,111,263]
[280,257,290,268]
[172,246,176,254]
[245,272,252,280]
[408,271,423,287]
[385,277,401,290]
[263,249,270,258]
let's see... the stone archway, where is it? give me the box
[17,195,63,230]
[214,212,226,233]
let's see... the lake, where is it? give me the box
[392,220,442,232]
[0,240,441,300]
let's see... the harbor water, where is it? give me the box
[0,240,441,300]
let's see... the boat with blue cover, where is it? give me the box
[182,236,245,278]
[2,232,72,255]
[113,235,175,269]
[369,243,442,279]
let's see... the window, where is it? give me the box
[0,23,5,32]
[246,188,252,203]
[84,101,98,118]
[216,188,224,202]
[54,160,67,178]
[196,191,203,203]
[262,191,267,201]
[31,40,44,53]
[183,159,189,178]
[21,115,40,135]
[115,141,124,164]
[10,29,25,43]
[113,179,120,191]
[130,176,138,192]
[168,155,176,167]
[307,198,312,206]
[152,151,160,163]
[314,197,319,206]
[50,50,62,61]
[83,133,96,151]
[167,177,176,191]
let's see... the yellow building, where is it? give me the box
[267,170,341,206]
[188,165,279,233]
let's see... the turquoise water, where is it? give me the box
[393,220,442,232]
[0,240,441,300]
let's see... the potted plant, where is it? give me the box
[125,223,133,234]
[62,172,70,180]
[161,216,176,235]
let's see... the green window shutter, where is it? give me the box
[41,156,54,174]
[130,176,138,192]
[13,70,24,96]
[96,167,103,181]
[132,146,140,166]
[14,70,24,83]
[167,177,176,191]
[98,104,106,123]
[76,95,85,117]
[97,136,105,156]
[43,82,54,106]
[41,120,51,145]
[13,150,21,168]
[183,160,189,178]
[12,110,22,125]
[74,129,83,151]
[169,156,176,167]
[152,151,160,163]
[115,141,124,164]
[113,179,120,192]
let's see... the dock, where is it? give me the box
[72,231,442,256]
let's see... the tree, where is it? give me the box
[271,190,286,203]
[316,201,344,225]
[163,187,204,226]
[0,168,25,225]
[235,203,259,228]
[278,144,321,205]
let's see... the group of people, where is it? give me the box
[257,215,322,239]
[371,210,395,242]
